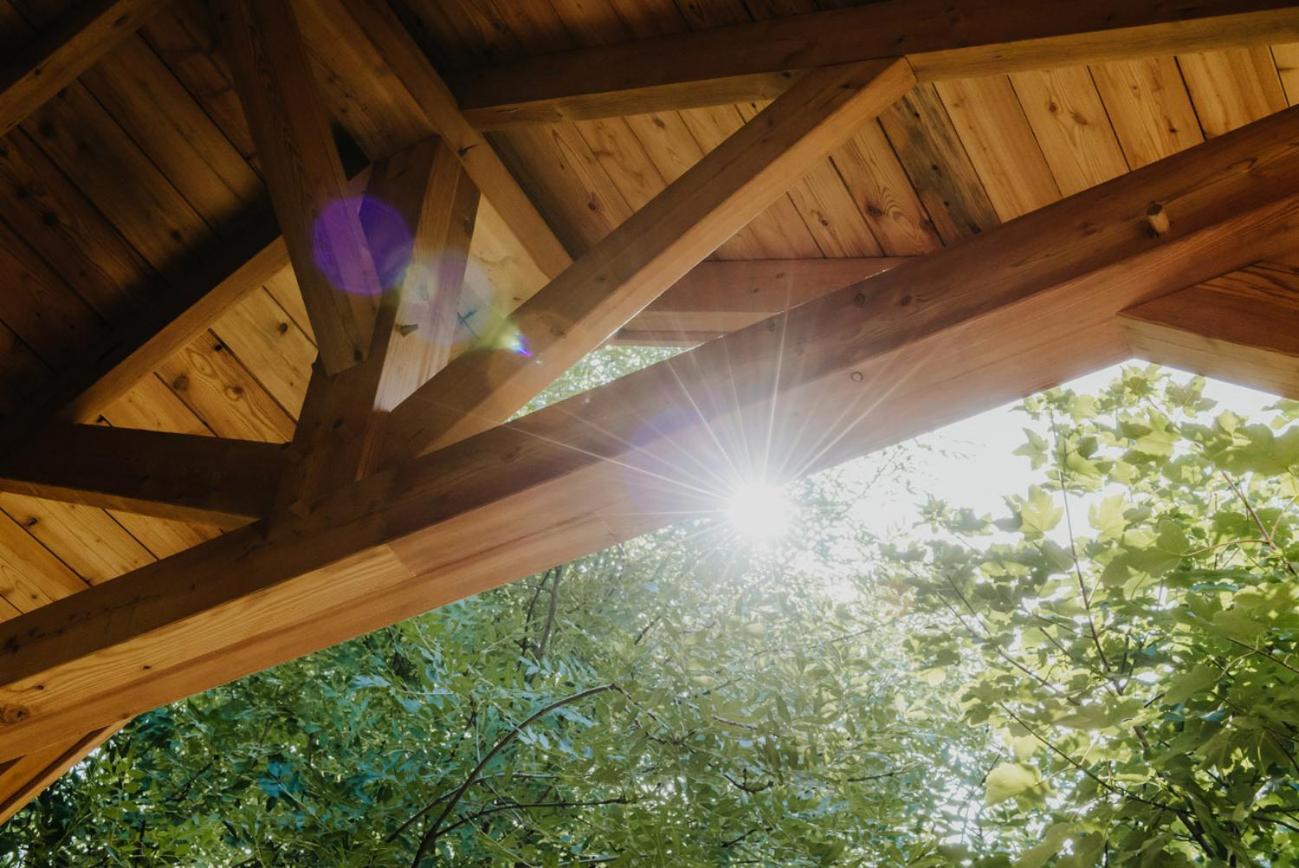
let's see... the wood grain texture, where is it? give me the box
[619,257,907,339]
[879,84,999,244]
[277,138,480,514]
[448,0,1299,126]
[1010,66,1131,196]
[0,722,124,824]
[7,100,1299,758]
[935,75,1060,221]
[1177,47,1289,137]
[380,59,917,461]
[219,0,379,374]
[338,0,574,279]
[1091,58,1204,167]
[1121,265,1299,398]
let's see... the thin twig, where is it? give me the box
[410,684,616,866]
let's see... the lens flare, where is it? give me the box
[312,196,412,295]
[726,480,793,544]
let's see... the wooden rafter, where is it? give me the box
[0,721,123,825]
[338,0,574,279]
[449,0,1299,128]
[377,58,917,464]
[277,137,480,516]
[0,0,165,137]
[219,0,380,374]
[1121,265,1299,399]
[0,425,287,529]
[616,258,908,344]
[5,102,1299,759]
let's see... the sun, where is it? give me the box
[726,480,794,544]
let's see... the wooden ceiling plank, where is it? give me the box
[155,330,297,443]
[0,0,165,137]
[8,97,1299,757]
[1121,265,1299,399]
[276,138,480,516]
[219,0,380,375]
[828,122,944,256]
[379,58,917,462]
[877,84,999,245]
[449,1,1299,128]
[0,511,86,612]
[619,257,908,338]
[1177,47,1290,138]
[1090,57,1204,168]
[338,0,575,279]
[934,75,1060,222]
[1009,66,1131,196]
[1274,44,1299,106]
[0,425,286,529]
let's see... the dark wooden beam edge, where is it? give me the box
[0,425,288,529]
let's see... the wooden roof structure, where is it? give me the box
[2,0,1299,822]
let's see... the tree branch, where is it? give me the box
[410,683,617,866]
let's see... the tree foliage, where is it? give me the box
[903,367,1299,865]
[5,364,1299,866]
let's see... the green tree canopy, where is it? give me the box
[5,364,1298,866]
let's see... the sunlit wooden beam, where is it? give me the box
[1121,265,1299,399]
[378,59,916,463]
[3,101,1299,759]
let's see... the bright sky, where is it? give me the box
[845,364,1281,538]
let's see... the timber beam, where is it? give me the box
[449,0,1299,128]
[377,59,917,464]
[219,0,381,374]
[0,425,288,529]
[4,102,1299,759]
[616,258,907,345]
[1120,265,1299,400]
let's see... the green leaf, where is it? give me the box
[1020,487,1063,537]
[985,762,1040,805]
[1163,663,1219,705]
[1088,495,1128,540]
[1016,822,1076,868]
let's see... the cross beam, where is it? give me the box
[4,103,1299,760]
[0,426,286,529]
[1121,265,1299,399]
[449,0,1299,128]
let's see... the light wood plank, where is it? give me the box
[380,59,917,460]
[1010,66,1130,196]
[935,75,1060,221]
[1091,58,1204,168]
[1177,47,1289,137]
[878,84,999,244]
